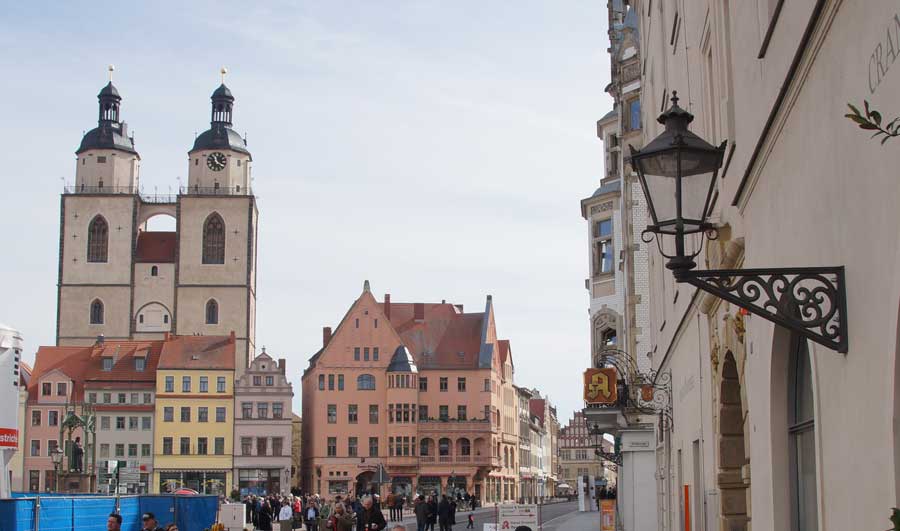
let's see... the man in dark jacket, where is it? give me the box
[357,496,387,531]
[437,496,452,531]
[427,496,438,531]
[141,512,164,531]
[414,495,430,531]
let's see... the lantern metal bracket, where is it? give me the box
[674,266,848,353]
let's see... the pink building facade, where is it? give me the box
[301,283,520,503]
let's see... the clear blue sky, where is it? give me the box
[0,1,611,424]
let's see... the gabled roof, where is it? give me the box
[29,346,93,401]
[158,334,236,370]
[135,231,176,263]
[82,341,163,385]
[387,346,418,373]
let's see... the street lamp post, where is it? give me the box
[629,91,848,353]
[50,447,64,492]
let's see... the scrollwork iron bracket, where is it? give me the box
[674,266,847,353]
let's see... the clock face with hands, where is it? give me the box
[207,152,227,171]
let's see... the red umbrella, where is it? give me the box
[174,488,199,495]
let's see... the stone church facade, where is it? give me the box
[56,78,258,372]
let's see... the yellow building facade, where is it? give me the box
[152,335,236,494]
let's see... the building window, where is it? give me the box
[419,405,428,420]
[88,392,97,403]
[100,443,109,458]
[458,405,467,420]
[41,383,50,396]
[199,377,208,393]
[369,405,379,424]
[162,437,173,455]
[348,437,358,457]
[56,382,67,396]
[369,437,379,457]
[628,98,641,131]
[273,403,283,419]
[364,348,369,361]
[182,376,191,393]
[328,374,335,391]
[440,377,448,392]
[327,437,337,457]
[338,374,344,391]
[128,444,138,457]
[180,407,190,422]
[87,215,109,263]
[118,393,126,404]
[135,357,146,371]
[144,393,152,404]
[216,407,226,422]
[373,347,379,361]
[165,376,174,393]
[457,378,466,392]
[115,416,125,430]
[253,375,261,386]
[101,416,110,430]
[180,437,190,455]
[256,437,267,456]
[142,417,151,430]
[30,440,40,456]
[327,404,337,423]
[206,299,219,325]
[439,438,450,456]
[242,402,252,419]
[348,404,358,423]
[595,219,614,275]
[150,265,158,276]
[91,299,105,325]
[419,438,429,456]
[214,437,224,455]
[265,376,274,386]
[439,405,449,421]
[197,437,208,455]
[48,410,58,426]
[129,416,138,430]
[257,403,268,419]
[217,377,226,392]
[141,444,151,457]
[459,438,471,456]
[115,444,125,457]
[357,374,376,390]
[241,437,252,456]
[272,437,283,456]
[202,213,226,264]
[198,407,208,423]
[318,375,325,390]
[790,337,818,531]
[31,411,40,426]
[354,347,360,361]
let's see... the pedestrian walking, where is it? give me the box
[426,496,438,531]
[279,501,293,525]
[306,501,320,531]
[328,503,357,531]
[414,495,430,531]
[466,514,474,529]
[258,500,274,531]
[386,493,396,522]
[437,496,452,531]
[395,494,404,522]
[107,513,122,531]
[356,495,387,531]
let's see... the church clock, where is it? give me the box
[206,152,227,171]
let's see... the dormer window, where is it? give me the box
[102,357,113,371]
[57,382,67,396]
[97,156,107,163]
[135,357,146,372]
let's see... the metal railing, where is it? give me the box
[62,184,251,201]
[179,185,249,196]
[64,185,135,195]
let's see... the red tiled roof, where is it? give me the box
[498,340,510,364]
[530,399,546,425]
[135,231,176,263]
[378,301,484,369]
[158,334,236,370]
[29,346,93,402]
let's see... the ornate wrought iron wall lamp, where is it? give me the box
[629,92,848,353]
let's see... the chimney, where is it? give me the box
[441,299,446,304]
[384,294,391,320]
[323,327,332,347]
[414,303,425,321]
[279,358,287,375]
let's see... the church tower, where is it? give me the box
[57,77,141,345]
[56,69,258,373]
[175,75,258,372]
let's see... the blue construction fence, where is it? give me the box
[0,494,219,531]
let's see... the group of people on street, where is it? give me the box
[305,493,388,531]
[243,494,303,530]
[106,511,173,531]
[413,494,466,531]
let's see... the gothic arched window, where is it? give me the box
[202,213,225,264]
[151,266,158,276]
[205,299,219,325]
[87,215,109,263]
[357,374,376,391]
[90,299,104,324]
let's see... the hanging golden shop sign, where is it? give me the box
[584,368,618,404]
[641,384,655,402]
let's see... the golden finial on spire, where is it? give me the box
[108,64,115,82]
[220,66,228,84]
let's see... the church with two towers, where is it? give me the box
[56,75,258,371]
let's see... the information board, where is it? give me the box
[497,504,539,531]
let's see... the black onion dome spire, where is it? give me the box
[76,74,137,155]
[191,73,250,156]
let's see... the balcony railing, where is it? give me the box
[180,185,250,196]
[65,185,136,195]
[417,455,493,466]
[418,418,496,433]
